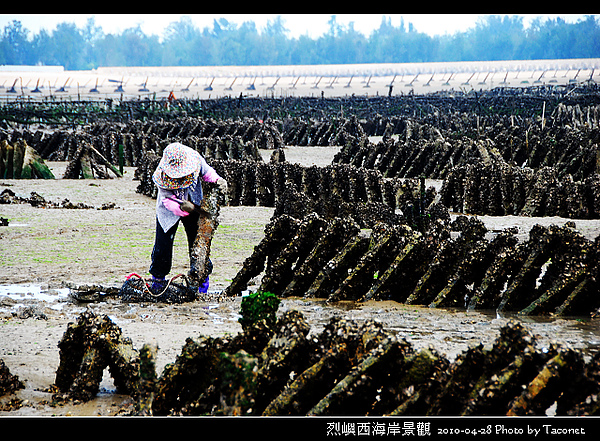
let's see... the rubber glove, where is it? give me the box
[163,197,189,217]
[167,196,196,213]
[180,200,196,213]
[217,177,228,193]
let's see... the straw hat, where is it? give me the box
[152,143,200,189]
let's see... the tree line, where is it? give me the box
[1,15,599,70]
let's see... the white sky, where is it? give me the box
[0,14,594,40]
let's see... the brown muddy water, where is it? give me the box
[1,147,600,416]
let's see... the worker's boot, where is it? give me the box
[199,276,209,294]
[151,276,167,292]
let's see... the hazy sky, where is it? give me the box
[0,14,593,40]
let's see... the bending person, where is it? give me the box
[149,142,227,293]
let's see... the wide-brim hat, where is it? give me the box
[152,143,201,190]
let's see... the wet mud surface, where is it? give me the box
[1,148,600,416]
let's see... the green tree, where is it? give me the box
[571,15,600,58]
[314,15,368,64]
[207,18,244,65]
[0,20,31,65]
[48,22,86,69]
[260,16,290,65]
[94,33,126,66]
[30,29,54,65]
[162,16,201,65]
[0,14,598,68]
[119,26,161,66]
[470,15,526,61]
[81,17,105,69]
[369,16,435,63]
[289,34,318,65]
[335,22,368,64]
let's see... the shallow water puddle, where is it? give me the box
[3,283,600,359]
[202,302,242,324]
[0,284,70,310]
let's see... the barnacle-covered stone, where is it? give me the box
[253,310,314,413]
[388,347,450,416]
[133,343,158,415]
[152,335,227,415]
[258,213,328,295]
[304,234,370,299]
[281,217,360,298]
[227,208,600,317]
[188,182,225,286]
[440,160,600,219]
[506,348,585,416]
[0,139,54,179]
[0,359,25,397]
[48,301,600,417]
[261,343,351,416]
[307,335,408,416]
[328,224,405,303]
[53,311,140,402]
[223,214,300,297]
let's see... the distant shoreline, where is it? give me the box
[1,58,598,100]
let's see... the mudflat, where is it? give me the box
[1,147,600,416]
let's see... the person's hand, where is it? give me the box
[217,177,228,193]
[163,197,189,217]
[180,200,196,213]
